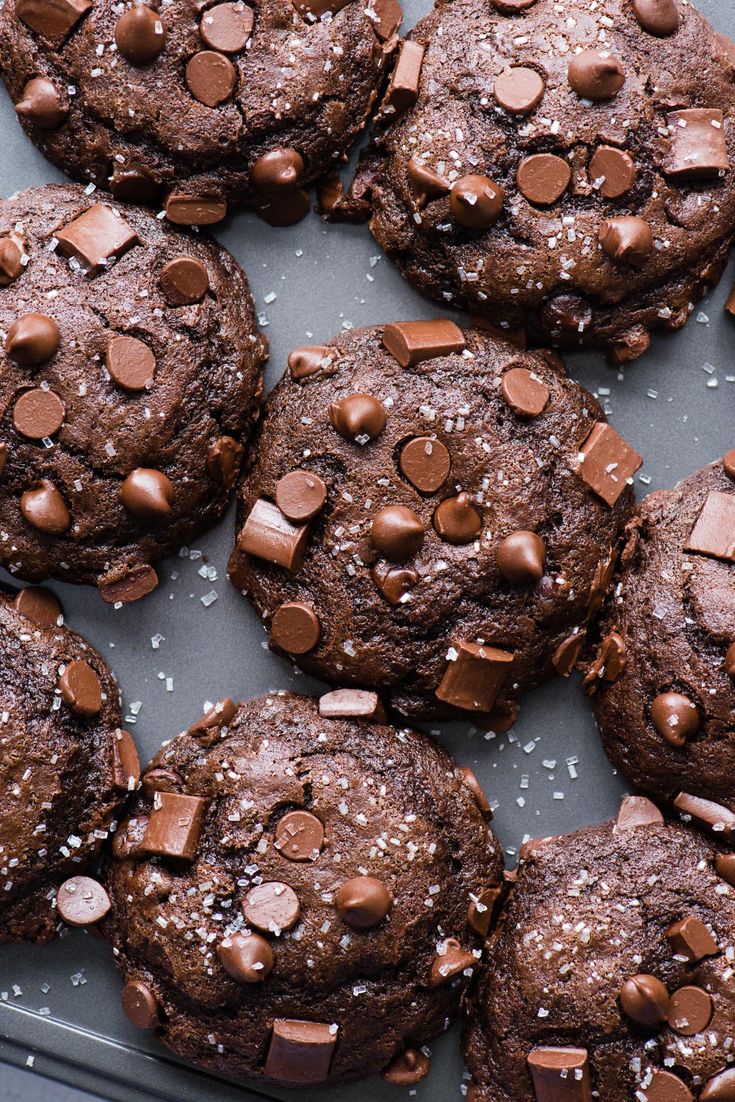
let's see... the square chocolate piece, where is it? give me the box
[665,109,730,180]
[527,1047,591,1102]
[577,422,642,507]
[54,204,139,275]
[142,791,208,861]
[265,1019,337,1083]
[238,498,310,572]
[384,41,425,113]
[17,0,92,47]
[436,641,514,712]
[382,318,467,367]
[684,490,735,562]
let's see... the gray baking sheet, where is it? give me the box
[1,0,734,1096]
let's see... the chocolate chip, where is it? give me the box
[517,154,571,205]
[98,563,159,604]
[645,1071,693,1102]
[650,691,699,747]
[271,602,321,655]
[615,794,664,831]
[335,876,392,928]
[599,216,653,267]
[291,0,350,16]
[541,293,592,334]
[385,40,424,112]
[371,0,402,40]
[674,791,735,836]
[407,157,450,201]
[160,256,209,306]
[527,1048,591,1102]
[0,237,23,287]
[265,1019,337,1084]
[318,688,386,721]
[619,974,670,1026]
[110,167,160,202]
[17,0,92,47]
[252,149,304,191]
[667,915,718,961]
[665,109,730,180]
[716,852,735,887]
[288,345,332,379]
[577,422,642,507]
[450,174,504,229]
[585,630,626,685]
[399,436,451,493]
[436,642,514,712]
[500,366,550,417]
[189,697,237,738]
[106,336,156,392]
[276,470,327,522]
[701,1069,735,1101]
[59,659,102,717]
[467,886,502,936]
[56,875,110,927]
[723,450,735,481]
[165,195,227,226]
[667,985,713,1035]
[725,642,735,679]
[200,2,253,52]
[243,881,300,933]
[143,792,207,861]
[330,393,386,442]
[372,504,425,559]
[633,0,680,36]
[6,313,60,364]
[459,766,492,816]
[16,77,68,129]
[552,633,583,676]
[381,1049,431,1086]
[238,498,310,571]
[275,810,325,862]
[186,50,236,106]
[55,204,139,275]
[142,768,182,798]
[382,319,467,367]
[13,585,62,626]
[491,0,537,8]
[217,932,273,983]
[568,49,625,100]
[256,189,310,228]
[372,564,418,604]
[496,530,545,583]
[433,493,482,545]
[13,388,65,440]
[112,729,141,791]
[21,480,71,535]
[429,938,476,986]
[0,443,7,479]
[120,468,173,519]
[494,66,545,114]
[589,146,636,198]
[207,436,243,486]
[115,5,166,63]
[684,491,735,562]
[121,980,159,1029]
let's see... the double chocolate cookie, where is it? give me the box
[0,0,399,227]
[0,184,266,602]
[227,320,641,723]
[0,586,138,944]
[465,795,735,1102]
[103,690,503,1086]
[354,0,735,362]
[586,454,735,835]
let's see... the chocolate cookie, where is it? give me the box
[465,794,735,1102]
[227,320,640,723]
[0,184,266,603]
[0,0,399,227]
[0,586,138,944]
[352,0,735,363]
[103,690,503,1086]
[585,454,735,836]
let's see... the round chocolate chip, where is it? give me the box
[371,505,425,560]
[493,66,545,114]
[0,238,23,286]
[106,336,156,392]
[6,312,60,364]
[619,973,670,1026]
[13,388,65,440]
[496,530,545,583]
[725,642,735,679]
[516,154,571,206]
[12,585,62,627]
[274,810,325,861]
[271,602,321,654]
[335,876,393,928]
[500,367,550,417]
[217,932,273,983]
[21,480,71,535]
[589,146,636,199]
[330,393,386,442]
[16,77,68,130]
[399,437,451,494]
[433,493,482,545]
[651,691,700,747]
[632,0,679,36]
[56,876,111,926]
[275,470,328,522]
[242,881,300,933]
[251,149,304,191]
[567,49,625,100]
[200,2,253,52]
[121,980,159,1029]
[450,174,504,229]
[59,659,103,717]
[666,985,713,1035]
[186,51,236,106]
[645,1071,693,1102]
[115,6,166,65]
[723,449,735,481]
[701,1068,735,1101]
[599,216,654,267]
[120,469,173,519]
[160,256,210,306]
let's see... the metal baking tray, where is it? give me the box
[1,0,734,1096]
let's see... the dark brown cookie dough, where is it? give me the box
[0,0,398,227]
[0,586,138,944]
[103,690,503,1086]
[355,0,735,363]
[465,795,735,1102]
[586,455,735,836]
[227,320,640,723]
[0,184,266,603]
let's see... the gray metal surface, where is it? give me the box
[1,0,734,1097]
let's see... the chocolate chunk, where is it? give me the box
[399,437,451,493]
[115,6,166,64]
[407,157,450,201]
[16,0,92,47]
[552,633,584,676]
[276,471,327,522]
[142,791,207,861]
[684,491,735,562]
[500,367,550,417]
[0,237,24,285]
[568,49,625,100]
[243,881,300,932]
[492,0,537,8]
[160,256,209,306]
[650,691,699,747]
[186,51,236,106]
[372,504,425,560]
[207,436,243,487]
[98,563,159,604]
[335,876,393,928]
[238,498,310,571]
[106,336,156,392]
[252,150,304,191]
[217,932,273,983]
[385,41,424,112]
[371,0,402,40]
[288,346,332,380]
[527,1048,591,1102]
[265,1019,337,1084]
[723,450,735,481]
[164,195,227,226]
[450,174,504,229]
[496,531,545,583]
[666,985,713,1035]
[112,729,141,792]
[271,602,321,654]
[599,216,653,267]
[577,422,642,507]
[542,293,592,334]
[13,388,65,440]
[318,688,386,721]
[16,77,68,129]
[667,915,718,961]
[665,109,730,180]
[120,468,174,519]
[467,886,502,936]
[59,659,102,716]
[200,2,253,52]
[55,204,139,275]
[56,875,110,927]
[274,810,325,862]
[291,0,350,16]
[6,312,60,364]
[459,767,492,816]
[589,146,636,198]
[430,938,476,985]
[110,167,160,202]
[585,630,627,686]
[330,393,386,442]
[619,974,670,1026]
[382,319,466,367]
[189,698,237,738]
[21,480,70,535]
[494,66,545,114]
[674,791,735,835]
[645,1071,693,1102]
[256,189,310,228]
[121,980,159,1029]
[633,0,680,36]
[12,585,62,626]
[715,852,735,887]
[381,1049,431,1086]
[436,642,513,712]
[433,493,482,544]
[517,154,572,205]
[701,1069,735,1101]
